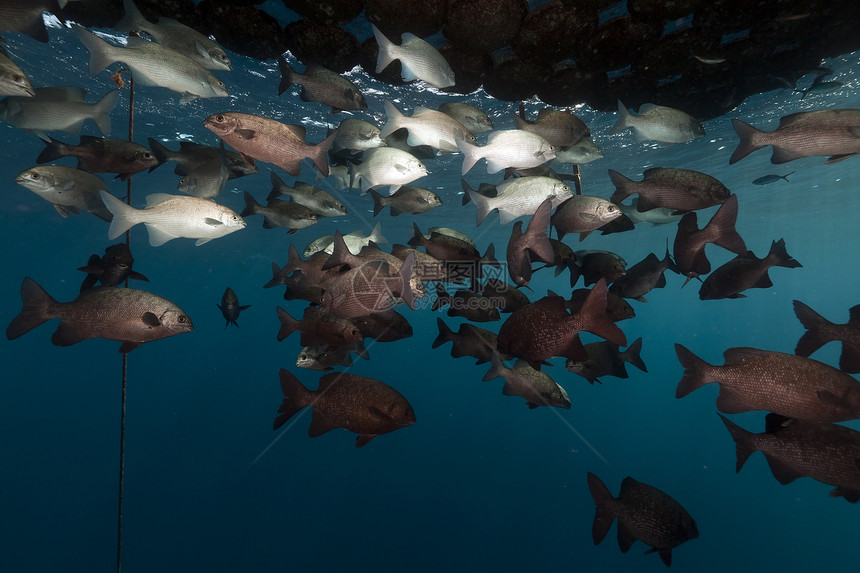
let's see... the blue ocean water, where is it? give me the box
[1,14,859,573]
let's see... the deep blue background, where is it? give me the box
[1,13,859,573]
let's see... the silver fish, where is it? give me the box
[303,223,387,257]
[380,100,475,153]
[241,192,320,232]
[372,24,455,88]
[267,172,347,217]
[15,165,112,221]
[438,102,493,135]
[551,139,604,165]
[349,147,428,194]
[73,24,228,103]
[0,87,118,140]
[611,100,705,143]
[458,129,555,175]
[464,176,573,226]
[369,186,441,217]
[0,45,34,96]
[551,195,622,242]
[100,191,246,246]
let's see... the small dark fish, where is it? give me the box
[675,344,860,422]
[432,318,505,365]
[720,413,860,502]
[274,369,415,448]
[566,337,647,384]
[479,278,530,313]
[574,250,627,287]
[609,250,675,302]
[296,341,369,371]
[349,311,413,342]
[506,198,554,287]
[433,284,500,322]
[148,138,257,180]
[699,238,801,300]
[216,287,250,328]
[752,172,794,185]
[6,277,193,353]
[565,289,636,322]
[277,57,367,113]
[267,172,347,218]
[276,305,363,347]
[369,186,442,217]
[609,168,731,213]
[540,238,578,286]
[794,300,860,373]
[37,136,159,180]
[241,192,320,233]
[483,352,571,409]
[513,108,590,147]
[672,194,746,284]
[78,243,149,292]
[588,472,699,568]
[279,272,326,304]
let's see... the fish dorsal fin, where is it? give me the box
[286,124,307,140]
[145,193,176,207]
[776,112,810,129]
[400,32,422,44]
[638,103,660,113]
[178,141,206,151]
[722,347,768,364]
[308,409,338,437]
[317,372,341,392]
[141,311,161,327]
[412,106,435,117]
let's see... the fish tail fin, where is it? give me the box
[718,414,757,472]
[674,343,714,398]
[371,24,395,73]
[240,191,261,218]
[276,55,295,95]
[379,100,405,140]
[146,137,170,170]
[431,317,454,348]
[397,252,416,310]
[456,139,481,175]
[72,24,117,77]
[462,178,492,226]
[36,137,67,164]
[767,238,801,268]
[621,337,647,373]
[607,169,634,204]
[578,279,627,347]
[609,100,631,135]
[310,130,337,177]
[275,307,299,342]
[99,190,139,239]
[274,368,312,429]
[369,189,386,216]
[481,351,506,382]
[92,90,120,136]
[729,118,762,164]
[321,231,359,270]
[368,222,387,244]
[263,262,284,288]
[793,300,834,357]
[6,278,57,340]
[586,472,616,545]
[432,284,450,311]
[707,194,747,254]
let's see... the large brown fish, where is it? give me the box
[274,369,416,448]
[698,238,801,300]
[319,253,416,318]
[37,136,159,180]
[6,277,193,353]
[793,300,860,373]
[496,279,627,369]
[203,112,337,176]
[349,311,413,342]
[675,344,860,421]
[587,472,699,568]
[609,168,730,213]
[720,413,860,502]
[730,109,860,164]
[672,194,746,283]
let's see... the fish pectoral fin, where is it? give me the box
[204,217,223,226]
[180,93,199,105]
[194,40,209,59]
[368,406,393,423]
[817,389,846,408]
[307,409,338,437]
[764,454,804,485]
[195,238,214,246]
[142,312,161,327]
[119,341,142,353]
[578,211,597,222]
[355,434,376,448]
[235,129,256,140]
[52,204,76,218]
[393,163,409,174]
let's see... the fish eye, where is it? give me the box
[217,81,225,88]
[178,316,187,323]
[143,152,153,159]
[13,75,23,82]
[215,114,224,122]
[30,172,39,179]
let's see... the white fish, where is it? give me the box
[99,191,246,246]
[16,165,112,221]
[372,24,455,89]
[73,24,228,103]
[349,147,428,194]
[0,86,119,141]
[115,0,232,71]
[611,100,704,143]
[457,129,555,175]
[463,176,574,226]
[619,199,682,226]
[551,139,604,165]
[303,223,387,257]
[380,100,474,153]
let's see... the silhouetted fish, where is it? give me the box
[274,369,416,448]
[566,338,647,384]
[506,198,554,287]
[699,238,801,300]
[609,250,675,302]
[794,300,860,373]
[432,318,505,364]
[37,136,159,180]
[673,194,746,284]
[78,243,149,292]
[216,287,250,327]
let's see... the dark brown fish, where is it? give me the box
[276,305,363,347]
[482,353,571,409]
[433,284,500,322]
[566,289,636,322]
[672,194,746,283]
[216,286,250,327]
[566,338,647,384]
[496,279,627,370]
[148,138,258,179]
[203,112,337,177]
[77,243,149,292]
[37,136,159,180]
[506,198,554,287]
[349,310,413,342]
[699,238,801,300]
[574,251,627,287]
[720,413,860,502]
[296,341,369,371]
[609,167,731,213]
[730,110,860,164]
[6,277,193,353]
[608,249,675,302]
[675,344,860,422]
[319,253,416,318]
[390,244,452,283]
[512,108,590,147]
[432,318,506,364]
[277,57,367,113]
[274,369,415,448]
[479,278,531,313]
[369,186,442,216]
[241,192,320,232]
[280,273,326,304]
[0,0,59,42]
[588,472,699,568]
[322,234,425,300]
[793,300,860,373]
